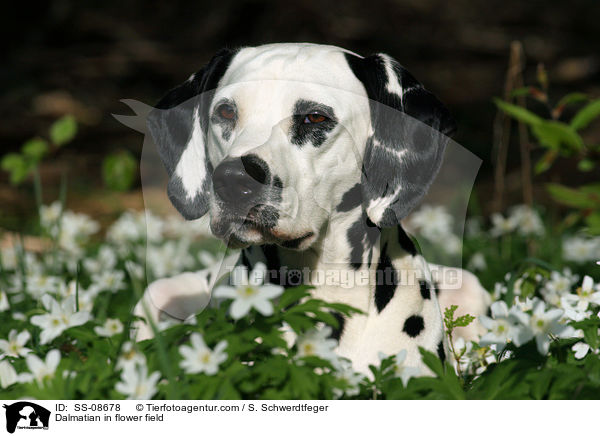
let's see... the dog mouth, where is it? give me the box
[211,207,314,249]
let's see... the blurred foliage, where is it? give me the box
[102,150,138,192]
[495,69,600,234]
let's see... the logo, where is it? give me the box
[2,402,50,434]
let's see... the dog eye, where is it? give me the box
[303,112,328,124]
[216,103,236,120]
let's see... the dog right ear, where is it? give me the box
[147,48,236,220]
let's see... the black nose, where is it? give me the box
[212,155,268,204]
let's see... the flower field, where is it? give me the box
[1,201,599,400]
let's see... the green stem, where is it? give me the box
[33,166,43,211]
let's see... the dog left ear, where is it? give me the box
[147,48,236,220]
[345,53,456,227]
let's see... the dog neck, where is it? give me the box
[241,207,417,293]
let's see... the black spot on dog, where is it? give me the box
[290,99,338,147]
[240,250,252,270]
[261,244,282,285]
[403,315,424,337]
[419,280,431,300]
[329,312,346,341]
[397,225,417,256]
[434,281,441,296]
[336,183,362,212]
[437,340,446,363]
[347,211,380,269]
[375,243,398,313]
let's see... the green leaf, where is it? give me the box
[0,153,33,185]
[21,138,49,162]
[578,159,595,172]
[276,287,311,310]
[493,99,543,126]
[584,212,600,235]
[534,150,558,174]
[1,153,24,171]
[546,183,600,209]
[556,92,588,109]
[50,115,78,146]
[531,120,584,151]
[102,150,138,192]
[509,87,533,98]
[571,99,600,131]
[419,348,444,378]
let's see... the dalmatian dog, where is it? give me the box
[133,43,490,374]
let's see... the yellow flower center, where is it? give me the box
[242,286,257,297]
[200,352,211,364]
[302,343,315,356]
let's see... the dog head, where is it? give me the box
[148,43,455,250]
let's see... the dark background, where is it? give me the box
[2,0,599,223]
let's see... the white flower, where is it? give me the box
[295,326,338,363]
[115,363,160,400]
[332,359,363,398]
[512,296,535,312]
[492,282,508,300]
[25,273,62,298]
[39,201,63,235]
[0,291,9,311]
[452,337,474,374]
[444,234,462,255]
[83,246,117,275]
[146,240,195,278]
[1,247,18,270]
[116,342,146,371]
[541,269,578,305]
[57,211,100,255]
[563,236,600,263]
[198,251,220,268]
[89,270,126,294]
[407,205,454,240]
[107,210,164,244]
[12,312,26,321]
[508,205,544,236]
[572,342,599,360]
[30,295,92,344]
[164,215,212,239]
[24,349,61,384]
[0,360,19,388]
[465,217,482,237]
[94,318,124,337]
[490,213,517,237]
[561,276,600,312]
[0,329,31,358]
[213,263,283,319]
[125,261,145,281]
[468,252,487,271]
[179,333,228,375]
[389,349,421,386]
[479,301,520,348]
[513,299,577,354]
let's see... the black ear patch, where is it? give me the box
[345,53,455,227]
[147,48,237,220]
